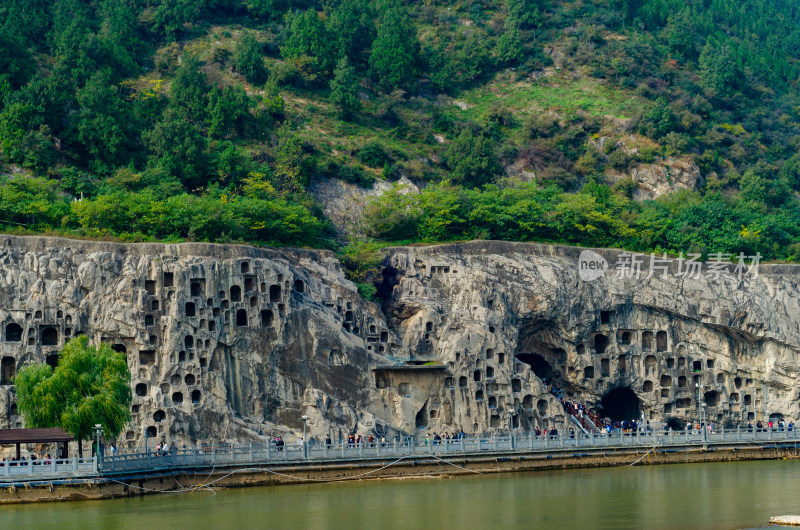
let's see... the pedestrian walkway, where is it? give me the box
[98,427,800,476]
[0,456,97,481]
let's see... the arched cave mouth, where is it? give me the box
[514,319,569,389]
[666,417,685,431]
[516,353,554,382]
[375,267,400,309]
[601,387,641,422]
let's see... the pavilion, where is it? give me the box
[0,428,73,460]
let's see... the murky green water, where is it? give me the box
[3,460,800,528]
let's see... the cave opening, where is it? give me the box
[415,400,428,429]
[1,357,15,385]
[5,323,22,342]
[375,267,400,306]
[666,417,685,431]
[704,390,719,407]
[594,334,609,354]
[515,353,554,382]
[600,387,641,422]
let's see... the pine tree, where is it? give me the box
[445,128,497,186]
[699,42,741,95]
[330,57,361,118]
[369,7,417,91]
[170,55,209,118]
[280,9,338,79]
[234,33,266,84]
[496,23,523,65]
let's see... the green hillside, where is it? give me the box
[2,0,800,266]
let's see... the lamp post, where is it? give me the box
[696,382,705,442]
[301,415,309,458]
[507,408,515,450]
[144,426,149,453]
[93,424,104,468]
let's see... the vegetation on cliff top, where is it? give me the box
[1,0,800,262]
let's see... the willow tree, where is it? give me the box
[15,336,132,456]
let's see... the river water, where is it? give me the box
[4,460,800,528]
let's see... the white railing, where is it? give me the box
[0,457,97,479]
[99,426,800,475]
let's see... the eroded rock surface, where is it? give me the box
[379,242,800,433]
[1,237,799,449]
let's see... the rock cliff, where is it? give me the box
[1,237,798,449]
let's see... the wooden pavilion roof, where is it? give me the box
[0,427,73,444]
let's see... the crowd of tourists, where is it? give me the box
[423,432,466,445]
[0,453,55,466]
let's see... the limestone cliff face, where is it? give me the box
[0,237,397,447]
[605,156,702,200]
[0,237,798,448]
[379,242,800,432]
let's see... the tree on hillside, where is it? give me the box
[234,33,266,84]
[369,7,417,91]
[0,33,36,91]
[496,23,523,65]
[699,42,741,96]
[330,57,361,118]
[638,97,674,139]
[153,0,201,39]
[505,0,542,34]
[665,10,695,60]
[328,0,376,63]
[445,128,497,186]
[281,9,338,80]
[97,0,142,76]
[170,55,209,118]
[72,70,134,170]
[207,84,253,138]
[144,107,208,189]
[248,0,291,22]
[15,336,132,457]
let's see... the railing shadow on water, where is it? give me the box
[98,427,800,475]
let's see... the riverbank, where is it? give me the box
[3,440,800,504]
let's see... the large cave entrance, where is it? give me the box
[515,353,554,381]
[666,417,685,431]
[514,319,569,388]
[600,387,641,422]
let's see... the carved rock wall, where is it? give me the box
[378,242,800,432]
[0,237,398,448]
[1,237,799,449]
